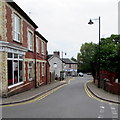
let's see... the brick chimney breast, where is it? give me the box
[53,51,60,57]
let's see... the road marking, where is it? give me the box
[84,81,118,105]
[84,83,93,98]
[67,78,75,84]
[109,103,118,119]
[98,115,103,118]
[100,106,105,109]
[1,84,67,108]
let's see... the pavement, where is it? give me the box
[87,81,120,104]
[1,77,120,105]
[1,77,70,105]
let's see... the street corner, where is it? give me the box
[85,80,120,105]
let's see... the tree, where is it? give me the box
[96,34,120,82]
[77,42,97,73]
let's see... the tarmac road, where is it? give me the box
[2,75,119,118]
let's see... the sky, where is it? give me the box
[14,0,119,59]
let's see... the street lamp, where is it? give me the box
[61,51,66,80]
[88,16,101,88]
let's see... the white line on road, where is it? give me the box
[109,103,118,119]
[98,104,105,118]
[98,115,103,118]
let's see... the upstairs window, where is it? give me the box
[36,37,39,53]
[28,31,33,51]
[53,63,57,68]
[42,63,45,76]
[42,41,45,55]
[14,14,21,42]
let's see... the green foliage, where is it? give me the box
[77,42,97,73]
[77,34,120,80]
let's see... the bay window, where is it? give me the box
[8,53,23,87]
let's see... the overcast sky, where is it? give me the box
[14,0,119,59]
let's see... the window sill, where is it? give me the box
[8,82,24,89]
[28,50,34,52]
[29,78,33,81]
[13,39,22,44]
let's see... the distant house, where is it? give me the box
[48,51,78,80]
[48,51,65,80]
[63,58,78,76]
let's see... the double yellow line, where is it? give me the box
[1,84,67,108]
[84,81,118,105]
[84,82,94,98]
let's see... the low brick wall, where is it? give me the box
[106,82,120,94]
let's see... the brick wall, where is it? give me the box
[6,5,12,42]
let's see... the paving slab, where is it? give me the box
[1,77,71,105]
[87,81,120,104]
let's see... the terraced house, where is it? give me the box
[0,0,50,97]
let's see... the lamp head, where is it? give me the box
[88,19,94,25]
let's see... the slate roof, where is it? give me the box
[47,54,77,64]
[62,58,77,64]
[35,31,48,43]
[47,55,53,60]
[7,0,38,29]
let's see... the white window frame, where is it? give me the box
[53,63,57,68]
[42,63,45,76]
[7,53,24,88]
[13,13,21,42]
[28,61,33,81]
[28,31,33,51]
[42,41,45,55]
[36,37,39,53]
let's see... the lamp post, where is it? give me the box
[61,51,66,80]
[88,16,101,88]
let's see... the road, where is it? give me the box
[2,75,119,118]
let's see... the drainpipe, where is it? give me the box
[45,48,48,85]
[34,30,37,88]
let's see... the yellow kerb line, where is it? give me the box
[85,81,118,105]
[1,84,67,108]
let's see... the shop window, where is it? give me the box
[8,53,23,87]
[8,60,13,86]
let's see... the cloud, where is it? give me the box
[14,0,119,58]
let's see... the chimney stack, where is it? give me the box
[53,51,60,57]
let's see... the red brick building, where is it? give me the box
[0,0,50,97]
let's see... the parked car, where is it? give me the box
[87,73,92,75]
[78,72,84,77]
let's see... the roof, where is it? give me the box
[7,0,38,29]
[47,54,53,60]
[35,31,48,43]
[47,54,65,62]
[62,58,77,64]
